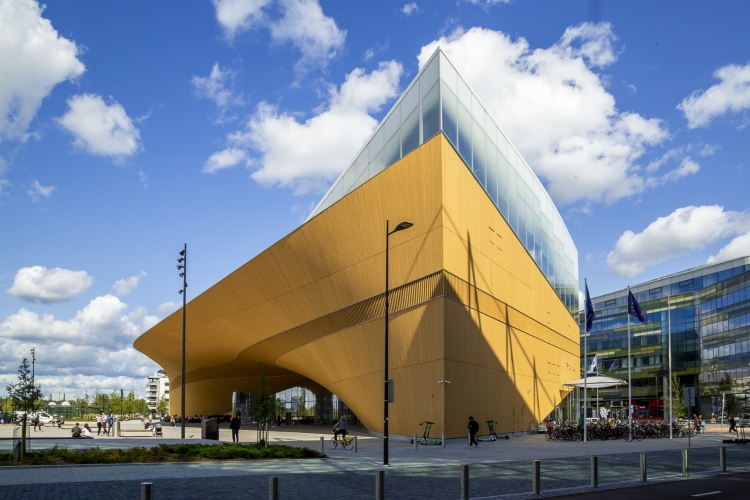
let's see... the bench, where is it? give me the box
[120,429,155,437]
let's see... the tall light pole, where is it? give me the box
[177,244,188,439]
[384,220,413,466]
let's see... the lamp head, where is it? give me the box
[391,221,413,234]
[179,249,186,256]
[177,265,184,270]
[179,273,185,277]
[177,257,184,263]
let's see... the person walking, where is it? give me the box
[230,413,242,443]
[698,415,706,434]
[729,415,737,435]
[96,412,104,436]
[693,414,701,434]
[106,413,114,436]
[468,416,479,448]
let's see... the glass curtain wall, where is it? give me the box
[571,257,750,421]
[307,50,579,317]
[232,387,363,428]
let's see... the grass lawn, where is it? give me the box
[0,443,325,466]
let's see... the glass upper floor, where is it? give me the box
[307,50,579,317]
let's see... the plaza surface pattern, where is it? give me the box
[1,425,749,499]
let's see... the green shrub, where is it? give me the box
[0,443,324,466]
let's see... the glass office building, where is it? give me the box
[579,256,750,420]
[308,49,579,317]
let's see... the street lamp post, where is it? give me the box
[177,244,188,439]
[384,220,413,467]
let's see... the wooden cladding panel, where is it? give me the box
[136,135,578,430]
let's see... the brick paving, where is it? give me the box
[2,429,750,499]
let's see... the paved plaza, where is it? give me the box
[1,424,749,499]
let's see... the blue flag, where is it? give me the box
[610,359,620,370]
[584,281,595,333]
[628,290,648,325]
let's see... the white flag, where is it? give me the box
[589,354,598,373]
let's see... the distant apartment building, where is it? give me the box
[146,371,169,412]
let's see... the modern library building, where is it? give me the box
[135,50,581,438]
[578,256,750,422]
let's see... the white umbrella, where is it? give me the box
[48,402,57,406]
[60,401,71,406]
[563,376,628,389]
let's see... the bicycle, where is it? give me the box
[528,421,538,435]
[331,431,354,450]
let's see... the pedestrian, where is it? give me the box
[230,412,242,443]
[699,414,706,434]
[170,415,175,427]
[729,415,737,435]
[693,414,700,434]
[71,423,82,438]
[97,411,104,436]
[106,413,114,436]
[468,416,479,448]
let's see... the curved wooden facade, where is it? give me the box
[134,134,579,438]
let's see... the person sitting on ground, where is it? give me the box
[71,423,82,438]
[332,416,348,439]
[57,416,65,428]
[82,423,93,438]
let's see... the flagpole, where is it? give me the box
[627,287,632,431]
[668,293,673,439]
[584,279,588,444]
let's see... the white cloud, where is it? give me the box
[464,0,514,4]
[157,301,181,316]
[216,60,403,193]
[269,0,346,74]
[709,232,750,263]
[644,156,700,188]
[418,24,670,207]
[606,205,749,277]
[26,179,54,201]
[112,271,147,296]
[212,0,271,39]
[678,63,750,129]
[138,170,148,188]
[6,266,94,303]
[57,94,142,160]
[0,294,160,395]
[191,63,245,123]
[0,0,85,141]
[212,0,345,73]
[202,147,247,173]
[402,3,419,15]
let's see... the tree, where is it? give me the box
[252,364,274,446]
[666,374,687,420]
[5,358,44,459]
[156,396,168,416]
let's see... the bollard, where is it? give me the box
[468,431,471,446]
[354,436,357,453]
[376,470,385,500]
[141,482,153,500]
[682,449,689,477]
[414,433,418,449]
[639,453,647,482]
[531,460,541,495]
[442,432,446,448]
[269,476,279,500]
[720,446,726,472]
[320,436,324,454]
[590,456,598,488]
[461,464,469,500]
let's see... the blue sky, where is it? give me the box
[1,0,749,398]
